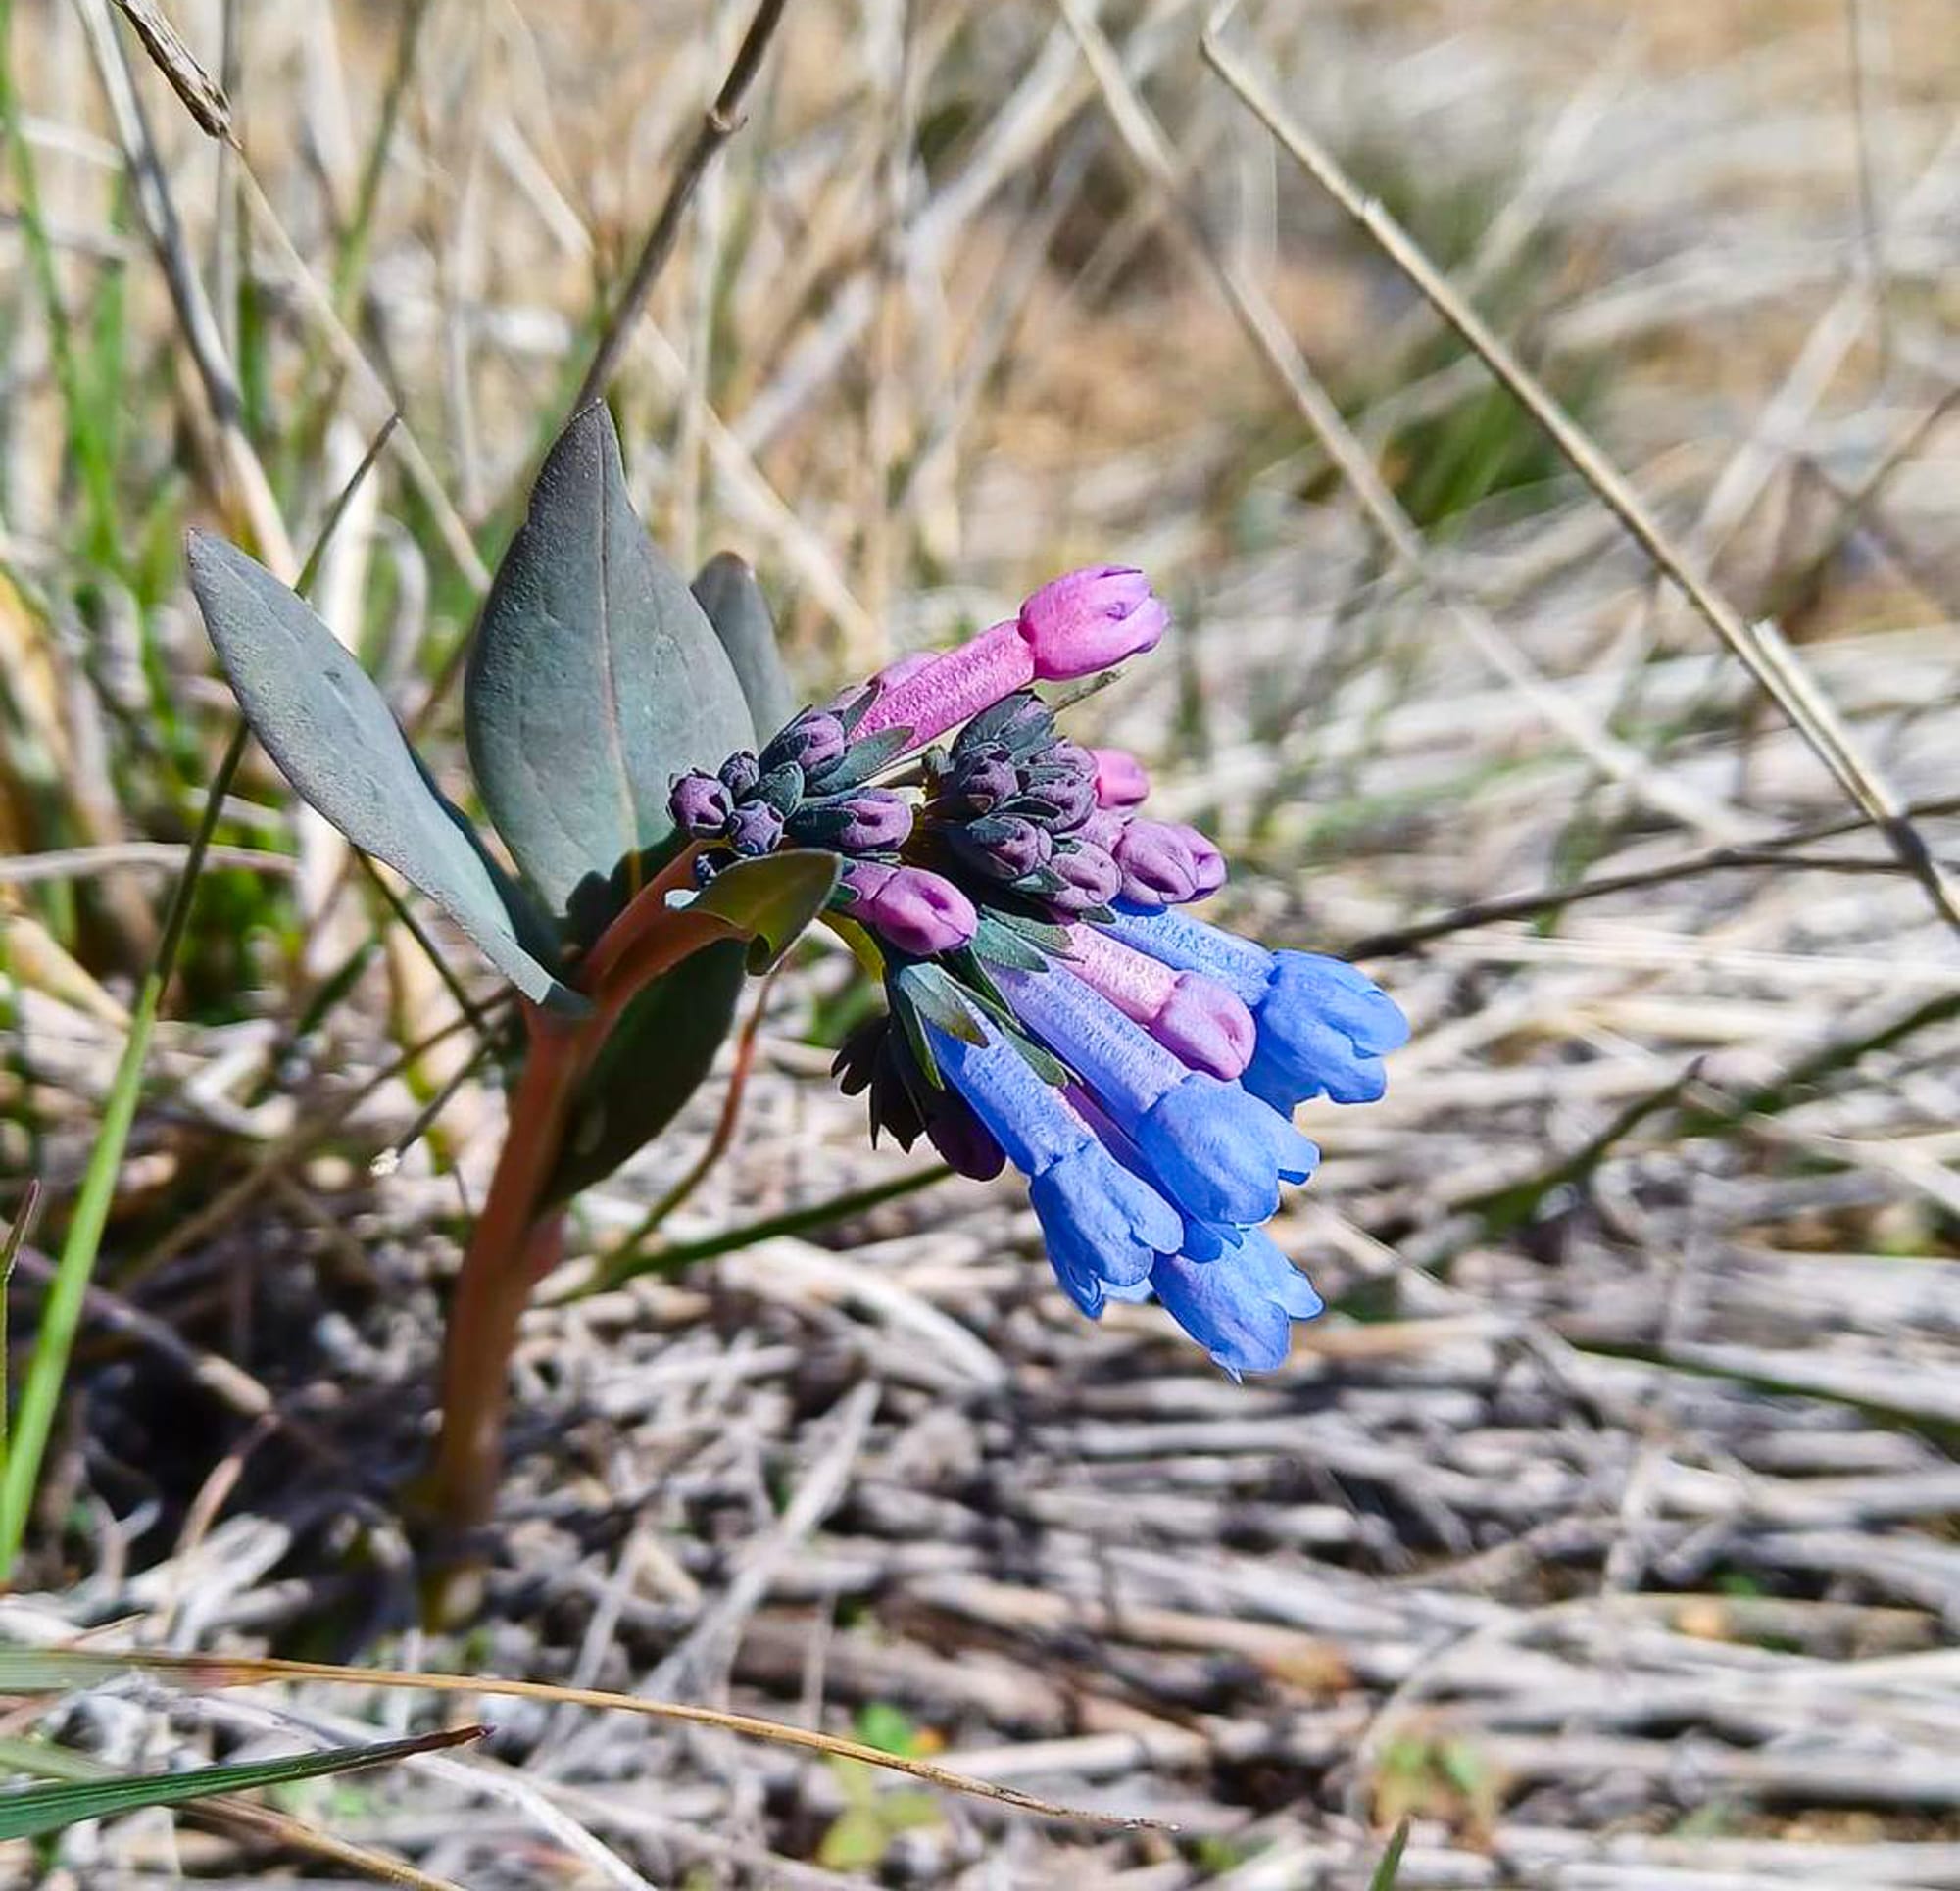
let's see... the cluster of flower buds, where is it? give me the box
[666,564,1408,1376]
[670,703,915,862]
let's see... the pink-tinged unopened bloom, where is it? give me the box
[855,569,1169,749]
[1112,819,1200,906]
[1091,748,1151,808]
[1048,840,1122,914]
[1063,924,1254,1079]
[1168,823,1226,898]
[1018,566,1167,678]
[842,862,977,957]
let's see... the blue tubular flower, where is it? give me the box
[995,964,1318,1228]
[927,1020,1180,1315]
[1149,1228,1324,1379]
[1100,906,1409,1111]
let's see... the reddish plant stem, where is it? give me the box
[422,864,750,1566]
[424,1004,583,1541]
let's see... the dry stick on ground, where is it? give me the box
[571,0,794,412]
[1052,0,1747,849]
[1199,1,1960,938]
[1345,793,1960,958]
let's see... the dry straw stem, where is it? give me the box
[109,0,233,144]
[10,1643,1162,1829]
[573,0,794,412]
[74,0,293,577]
[1199,0,1960,937]
[1054,0,1748,847]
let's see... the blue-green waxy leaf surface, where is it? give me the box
[543,849,840,1202]
[693,551,798,738]
[546,941,747,1204]
[693,848,843,971]
[466,404,755,918]
[186,532,580,1013]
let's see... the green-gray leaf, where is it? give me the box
[545,940,747,1204]
[694,551,798,739]
[0,1725,484,1841]
[466,405,755,917]
[186,533,579,1013]
[693,849,842,971]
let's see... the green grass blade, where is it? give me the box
[0,412,403,1576]
[0,1724,484,1841]
[0,725,249,1573]
[1368,1818,1412,1890]
[590,1162,952,1296]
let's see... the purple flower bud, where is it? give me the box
[947,751,1020,814]
[1113,819,1199,907]
[842,862,978,956]
[727,800,785,857]
[951,814,1053,883]
[924,1091,1007,1182]
[761,709,848,777]
[1046,841,1121,914]
[1076,807,1128,851]
[1043,740,1096,783]
[1091,748,1151,808]
[1018,566,1168,679]
[719,750,761,798]
[1168,823,1226,898]
[669,771,731,838]
[1026,769,1097,830]
[828,791,913,852]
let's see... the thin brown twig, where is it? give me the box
[1346,794,1960,958]
[572,0,795,413]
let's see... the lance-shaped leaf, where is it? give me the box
[546,941,747,1204]
[186,533,580,1013]
[694,550,798,738]
[545,849,842,1201]
[466,405,755,917]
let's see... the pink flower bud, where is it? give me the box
[1113,819,1198,906]
[1152,974,1255,1078]
[843,862,977,957]
[1091,748,1151,808]
[1059,923,1253,1079]
[1017,566,1167,679]
[1168,823,1226,898]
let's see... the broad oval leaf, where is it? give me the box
[466,405,755,918]
[693,551,798,738]
[186,533,580,1013]
[545,939,747,1204]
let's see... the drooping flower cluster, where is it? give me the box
[668,566,1408,1375]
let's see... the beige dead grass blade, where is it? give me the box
[1053,0,1748,846]
[1199,0,1960,937]
[110,0,232,143]
[0,1644,1163,1830]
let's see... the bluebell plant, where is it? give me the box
[671,566,1409,1376]
[185,403,1405,1564]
